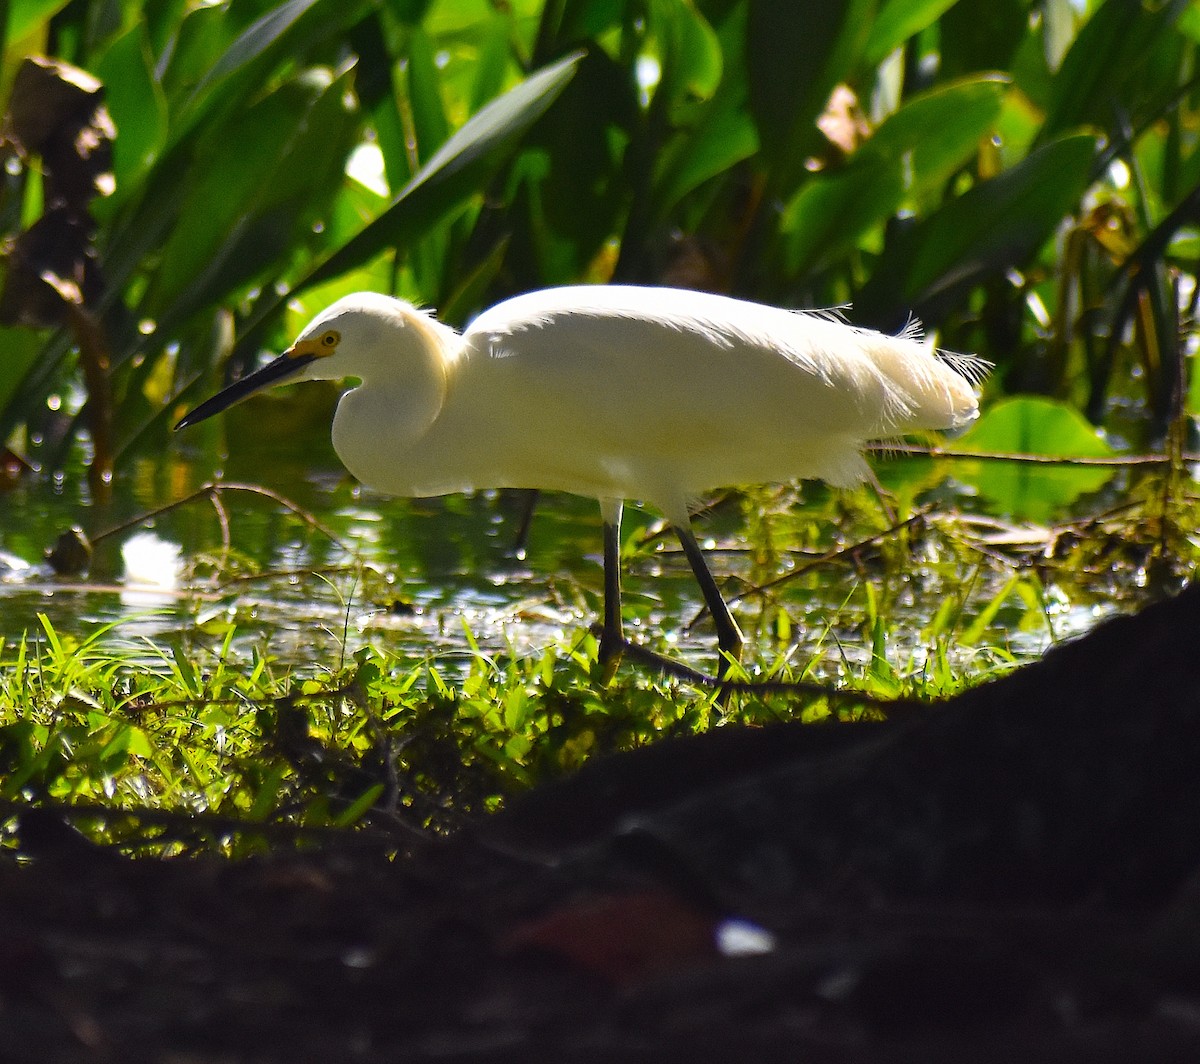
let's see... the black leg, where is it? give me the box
[509,489,539,558]
[598,499,624,680]
[674,521,743,677]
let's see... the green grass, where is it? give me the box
[0,597,984,851]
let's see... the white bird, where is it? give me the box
[176,285,985,679]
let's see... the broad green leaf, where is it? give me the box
[651,78,757,221]
[746,0,876,177]
[1182,1,1200,42]
[168,0,372,150]
[651,0,723,107]
[425,0,505,37]
[404,26,454,294]
[781,76,1007,275]
[650,0,753,221]
[957,396,1115,521]
[1041,0,1080,71]
[327,164,391,246]
[156,3,229,109]
[7,0,70,41]
[468,11,512,112]
[287,50,584,301]
[142,0,190,62]
[964,396,1114,456]
[95,23,168,207]
[100,723,154,763]
[860,132,1099,322]
[863,0,960,67]
[865,74,1008,202]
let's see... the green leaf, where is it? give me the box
[95,23,168,206]
[100,723,154,763]
[141,68,359,325]
[288,50,584,300]
[860,132,1099,322]
[964,396,1114,456]
[248,761,290,820]
[0,327,43,416]
[187,0,323,103]
[863,0,960,67]
[957,396,1115,521]
[168,0,371,150]
[333,783,386,827]
[406,26,451,163]
[781,160,902,275]
[746,0,877,177]
[468,11,512,112]
[7,0,70,41]
[650,2,754,218]
[652,82,757,219]
[865,74,1009,201]
[781,75,1007,275]
[156,3,229,110]
[1041,0,1190,141]
[651,0,723,108]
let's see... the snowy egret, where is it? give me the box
[176,286,984,678]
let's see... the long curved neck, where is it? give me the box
[329,313,456,494]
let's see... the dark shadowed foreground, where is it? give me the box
[5,585,1200,1062]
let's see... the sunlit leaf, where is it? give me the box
[651,4,756,219]
[782,75,1007,275]
[287,50,584,300]
[863,0,960,67]
[406,26,451,163]
[957,396,1116,521]
[866,74,1009,201]
[651,0,723,106]
[95,23,168,207]
[7,0,71,41]
[781,160,901,275]
[333,783,385,826]
[187,0,323,102]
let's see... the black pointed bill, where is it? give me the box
[174,346,319,430]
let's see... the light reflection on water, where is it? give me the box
[0,440,1124,683]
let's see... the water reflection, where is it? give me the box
[0,440,1121,681]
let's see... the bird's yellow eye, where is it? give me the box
[320,330,340,351]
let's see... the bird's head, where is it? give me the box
[174,293,448,430]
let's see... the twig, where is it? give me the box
[873,442,1194,467]
[90,480,354,555]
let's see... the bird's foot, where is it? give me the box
[595,624,625,685]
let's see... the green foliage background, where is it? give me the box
[0,0,1196,480]
[1,0,1199,839]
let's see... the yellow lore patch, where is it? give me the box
[290,330,341,359]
